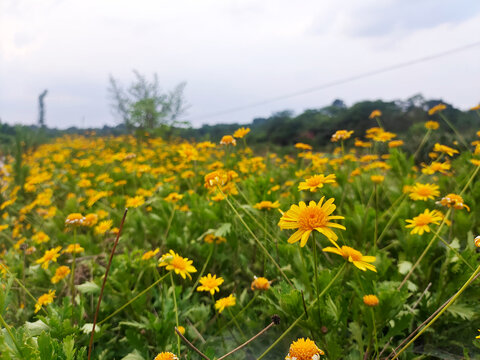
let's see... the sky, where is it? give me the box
[1,0,480,129]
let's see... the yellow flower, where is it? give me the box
[253,201,280,210]
[369,110,382,119]
[363,294,379,307]
[32,231,50,244]
[36,246,62,269]
[370,175,384,184]
[323,245,376,272]
[215,294,236,313]
[204,170,229,188]
[158,250,197,280]
[197,273,224,295]
[425,121,440,130]
[421,161,451,175]
[438,193,470,211]
[142,248,160,260]
[154,352,179,360]
[388,140,404,148]
[298,174,336,192]
[331,130,354,142]
[433,143,458,157]
[164,192,184,203]
[233,127,250,138]
[94,220,113,235]
[220,135,236,146]
[65,213,85,226]
[63,244,85,254]
[278,198,345,247]
[428,103,446,115]
[204,234,226,244]
[355,139,372,148]
[35,290,56,313]
[251,276,271,291]
[405,209,443,235]
[51,266,70,284]
[83,213,98,227]
[126,195,145,208]
[476,329,480,339]
[409,183,440,201]
[285,338,324,360]
[294,143,312,151]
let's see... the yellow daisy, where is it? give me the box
[323,245,376,272]
[278,198,345,247]
[196,273,224,295]
[405,209,443,235]
[158,250,197,280]
[298,174,336,192]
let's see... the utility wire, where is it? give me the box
[186,40,480,122]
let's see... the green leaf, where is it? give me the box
[398,261,412,275]
[446,302,476,320]
[76,281,100,294]
[62,335,76,360]
[38,332,54,360]
[25,320,49,336]
[121,350,145,360]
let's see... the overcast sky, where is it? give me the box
[1,0,480,129]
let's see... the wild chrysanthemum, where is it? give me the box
[369,110,382,119]
[405,209,443,235]
[65,213,85,226]
[215,294,236,313]
[51,266,70,284]
[164,192,184,203]
[36,246,62,269]
[32,231,50,244]
[370,175,384,184]
[63,244,85,254]
[433,143,458,157]
[142,248,160,260]
[298,174,336,192]
[438,193,470,211]
[331,130,354,142]
[126,195,145,208]
[428,104,446,115]
[295,142,313,151]
[154,352,179,360]
[363,294,379,307]
[278,198,345,247]
[94,220,113,235]
[409,183,440,201]
[323,245,376,272]
[475,236,480,248]
[204,233,227,244]
[197,273,224,295]
[233,127,250,138]
[158,250,197,280]
[285,338,324,360]
[35,290,56,313]
[253,201,280,210]
[425,120,440,130]
[220,135,236,146]
[251,276,271,291]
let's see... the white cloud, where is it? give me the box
[0,0,479,128]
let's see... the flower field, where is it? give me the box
[1,109,480,359]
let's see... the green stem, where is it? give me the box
[219,187,295,288]
[215,293,258,336]
[71,228,77,322]
[189,245,215,298]
[377,196,407,244]
[257,263,346,360]
[413,129,431,160]
[170,272,181,356]
[312,233,320,318]
[164,207,176,241]
[460,165,479,195]
[392,264,480,359]
[97,273,168,326]
[227,307,246,340]
[0,312,24,357]
[438,113,469,149]
[371,308,378,358]
[374,184,378,253]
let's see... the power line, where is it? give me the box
[186,40,480,122]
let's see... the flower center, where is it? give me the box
[298,207,327,230]
[171,257,187,270]
[415,214,432,226]
[342,246,362,261]
[416,187,432,197]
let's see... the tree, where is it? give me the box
[108,71,189,137]
[38,90,48,127]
